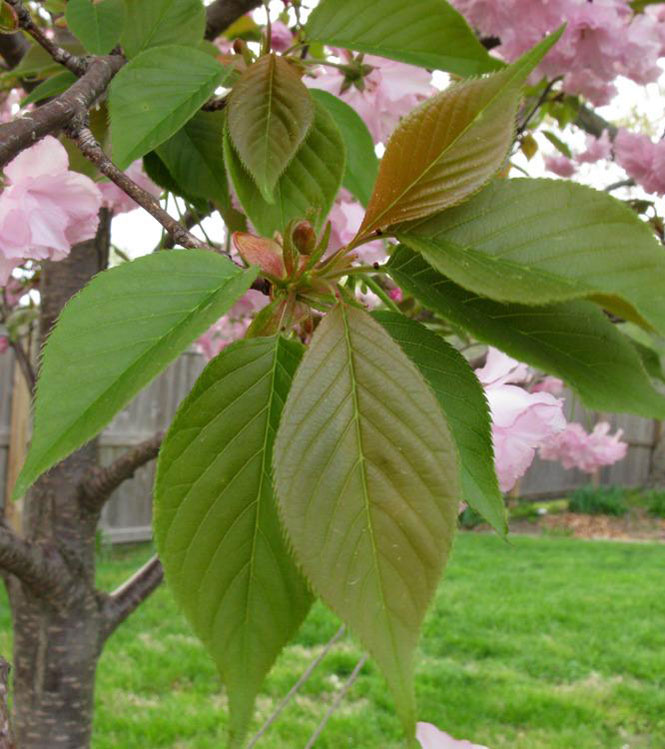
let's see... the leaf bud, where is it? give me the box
[232,232,285,279]
[291,220,317,255]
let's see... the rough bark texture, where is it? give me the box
[7,215,111,749]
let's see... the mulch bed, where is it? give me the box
[506,508,665,542]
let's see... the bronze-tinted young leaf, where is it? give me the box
[355,31,562,241]
[228,54,314,203]
[397,177,665,334]
[273,304,459,741]
[155,336,312,748]
[388,246,665,419]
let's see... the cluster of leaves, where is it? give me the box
[11,1,665,746]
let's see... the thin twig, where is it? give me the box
[5,0,88,76]
[247,625,347,748]
[604,178,635,192]
[303,655,368,749]
[516,76,563,137]
[71,126,205,249]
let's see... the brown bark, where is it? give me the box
[7,217,111,749]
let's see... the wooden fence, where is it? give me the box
[0,349,660,542]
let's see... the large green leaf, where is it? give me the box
[65,0,125,55]
[273,304,459,740]
[156,110,241,227]
[155,336,311,748]
[310,89,378,206]
[121,0,205,58]
[306,0,503,76]
[228,54,314,203]
[13,251,257,499]
[388,246,665,420]
[397,177,665,334]
[374,311,505,535]
[224,97,345,236]
[109,45,229,169]
[355,31,562,241]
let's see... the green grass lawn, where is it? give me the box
[2,533,664,748]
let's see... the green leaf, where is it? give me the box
[374,311,506,534]
[306,0,503,76]
[224,97,345,236]
[19,71,76,107]
[310,89,378,206]
[542,130,572,159]
[109,45,229,169]
[142,151,208,215]
[155,336,311,748]
[388,246,665,419]
[397,178,665,334]
[156,111,238,224]
[228,54,314,204]
[13,251,257,499]
[121,0,205,58]
[65,0,125,55]
[355,32,562,241]
[273,304,459,739]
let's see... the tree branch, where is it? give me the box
[0,657,12,749]
[205,0,262,40]
[102,555,163,638]
[5,0,88,76]
[575,103,617,140]
[80,433,163,512]
[0,54,124,168]
[0,521,71,604]
[71,126,206,249]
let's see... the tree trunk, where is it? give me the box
[7,214,110,749]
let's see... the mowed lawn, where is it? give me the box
[1,533,664,748]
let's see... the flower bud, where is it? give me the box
[291,220,317,255]
[232,232,285,278]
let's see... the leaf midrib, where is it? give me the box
[339,305,403,680]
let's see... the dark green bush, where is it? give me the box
[568,485,627,516]
[642,489,665,518]
[458,505,485,529]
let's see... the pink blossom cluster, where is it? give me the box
[451,0,665,105]
[0,136,102,285]
[613,128,665,195]
[306,52,434,143]
[475,348,566,492]
[539,421,628,472]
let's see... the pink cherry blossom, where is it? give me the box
[98,160,161,214]
[270,21,294,52]
[0,136,102,284]
[576,131,612,164]
[306,53,433,143]
[196,290,269,360]
[416,722,489,749]
[476,348,566,492]
[544,154,577,178]
[531,376,564,396]
[614,128,665,195]
[0,336,8,355]
[389,287,403,303]
[326,191,386,264]
[540,421,628,473]
[451,0,665,105]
